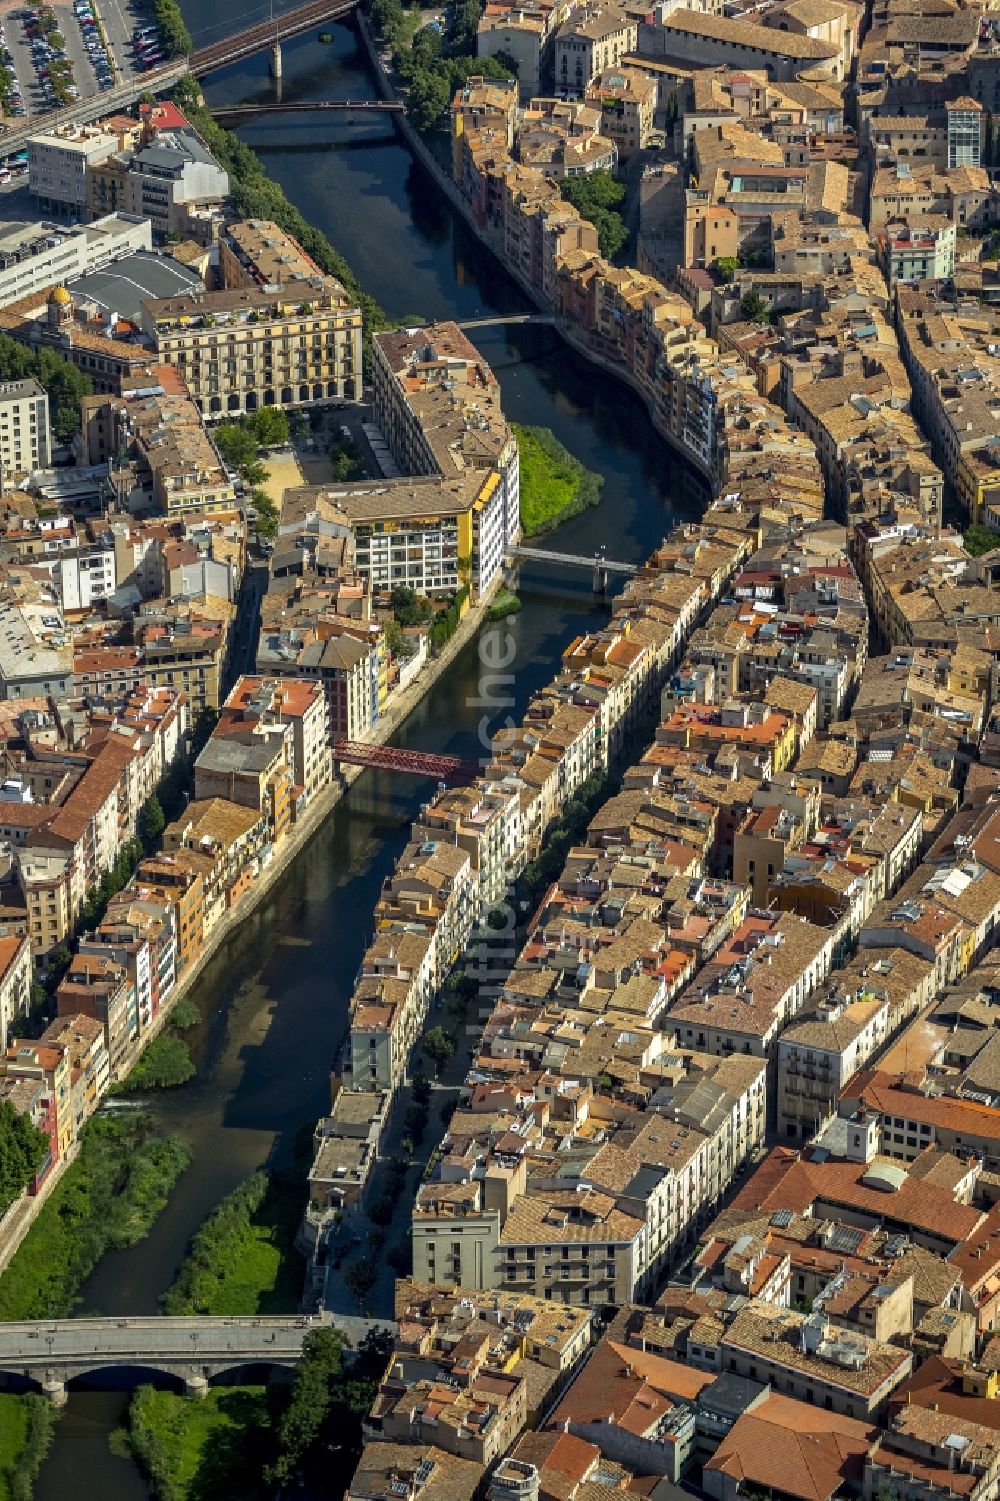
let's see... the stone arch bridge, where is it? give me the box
[0,1314,395,1404]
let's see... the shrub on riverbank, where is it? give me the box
[0,1393,58,1501]
[128,1385,270,1501]
[114,1035,195,1094]
[0,1103,47,1219]
[168,997,201,1030]
[161,1169,305,1316]
[0,1116,190,1320]
[153,0,191,56]
[488,588,521,618]
[515,425,604,537]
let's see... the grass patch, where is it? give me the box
[114,1035,195,1094]
[162,1170,305,1316]
[0,1115,190,1320]
[515,425,604,537]
[488,588,521,619]
[128,1386,271,1501]
[0,1393,58,1501]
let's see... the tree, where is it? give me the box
[447,0,484,54]
[964,523,999,557]
[712,256,740,282]
[251,489,279,539]
[138,794,165,852]
[492,48,520,75]
[267,1327,349,1486]
[369,1195,394,1226]
[407,67,452,131]
[422,1025,456,1075]
[47,945,72,985]
[342,1256,377,1310]
[560,171,628,260]
[191,707,220,758]
[404,1102,428,1143]
[740,289,770,324]
[249,406,289,448]
[385,618,416,662]
[390,586,432,628]
[0,1100,47,1215]
[214,421,259,472]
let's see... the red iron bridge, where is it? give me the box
[333,742,480,783]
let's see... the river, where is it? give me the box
[30,14,701,1495]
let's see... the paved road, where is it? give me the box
[0,1312,394,1371]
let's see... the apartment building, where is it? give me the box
[720,1303,913,1420]
[553,5,638,98]
[220,676,331,805]
[218,218,325,291]
[646,10,841,81]
[0,380,50,484]
[39,1012,109,1136]
[584,68,657,159]
[371,323,520,598]
[667,912,835,1094]
[28,122,127,212]
[194,724,294,847]
[1,1038,74,1161]
[877,220,956,287]
[55,952,136,1076]
[142,277,363,420]
[134,612,226,713]
[0,935,32,1053]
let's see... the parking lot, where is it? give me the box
[0,0,156,120]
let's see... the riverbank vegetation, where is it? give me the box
[153,0,191,55]
[370,0,513,133]
[173,77,386,368]
[0,1116,190,1320]
[128,1386,271,1501]
[389,583,470,654]
[126,1327,394,1499]
[161,1169,305,1316]
[114,1034,195,1094]
[515,425,604,537]
[168,997,201,1030]
[488,587,521,618]
[0,1393,58,1501]
[0,1103,47,1218]
[560,172,628,261]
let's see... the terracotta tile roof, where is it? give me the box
[705,1394,877,1501]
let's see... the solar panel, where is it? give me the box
[770,1209,793,1228]
[827,1225,864,1255]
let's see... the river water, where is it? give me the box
[30,15,700,1495]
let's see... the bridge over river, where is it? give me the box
[0,1313,395,1403]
